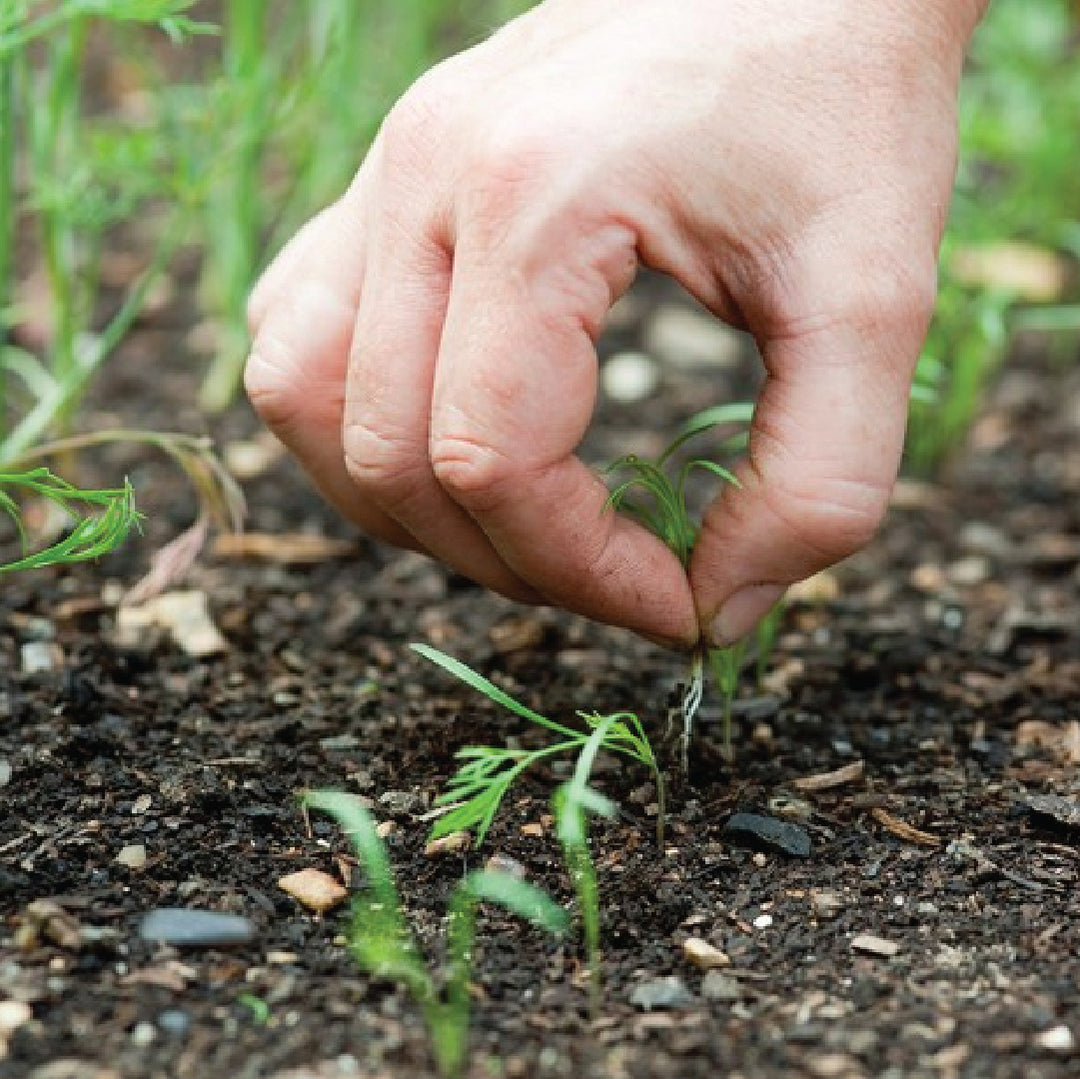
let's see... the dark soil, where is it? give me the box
[3,276,1080,1079]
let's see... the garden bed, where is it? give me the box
[2,277,1080,1079]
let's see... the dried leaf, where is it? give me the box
[212,532,355,564]
[870,807,941,848]
[792,760,865,793]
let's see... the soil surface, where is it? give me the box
[3,275,1080,1079]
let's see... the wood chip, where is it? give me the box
[278,868,348,913]
[212,532,356,564]
[791,760,865,792]
[850,933,900,957]
[682,937,731,970]
[117,590,227,657]
[870,807,942,847]
[424,832,471,857]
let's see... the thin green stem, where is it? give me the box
[0,49,16,425]
[0,212,188,465]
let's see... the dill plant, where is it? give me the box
[605,402,777,763]
[304,789,567,1079]
[415,643,665,847]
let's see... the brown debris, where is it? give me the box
[870,808,942,848]
[212,532,356,564]
[278,869,349,914]
[792,760,865,793]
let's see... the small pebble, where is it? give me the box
[645,304,743,369]
[378,790,421,816]
[0,1000,32,1035]
[278,869,348,913]
[601,350,661,403]
[1036,1025,1075,1053]
[20,641,62,674]
[682,937,730,970]
[116,844,147,870]
[139,908,256,948]
[630,975,695,1011]
[424,832,471,858]
[157,1009,191,1038]
[130,1021,157,1048]
[850,934,899,957]
[752,914,774,930]
[484,855,526,880]
[810,889,844,920]
[0,759,11,788]
[701,972,742,1003]
[723,812,811,858]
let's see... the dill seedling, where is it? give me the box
[305,789,568,1079]
[605,403,771,764]
[415,643,665,848]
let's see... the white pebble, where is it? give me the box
[601,351,661,403]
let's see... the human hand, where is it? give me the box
[245,0,985,648]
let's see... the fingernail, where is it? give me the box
[709,583,787,647]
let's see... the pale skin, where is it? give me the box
[245,0,987,651]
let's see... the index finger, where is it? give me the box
[428,211,697,647]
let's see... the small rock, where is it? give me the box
[116,844,147,870]
[947,556,989,587]
[1035,1025,1075,1053]
[723,812,811,858]
[850,933,899,957]
[752,914,774,930]
[20,641,62,674]
[16,900,82,951]
[484,855,526,880]
[424,832,471,857]
[117,591,227,657]
[810,889,844,920]
[0,1000,32,1035]
[630,975,695,1011]
[701,972,742,1003]
[645,305,743,369]
[156,1010,191,1038]
[1023,793,1080,830]
[139,908,255,948]
[601,350,661,403]
[278,869,348,913]
[682,937,730,970]
[375,821,396,839]
[378,790,420,816]
[131,794,152,815]
[0,759,11,787]
[27,1063,121,1079]
[130,1021,156,1048]
[319,734,361,751]
[520,822,545,838]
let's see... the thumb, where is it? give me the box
[690,253,936,646]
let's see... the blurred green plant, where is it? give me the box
[908,0,1080,470]
[196,0,537,411]
[305,789,567,1079]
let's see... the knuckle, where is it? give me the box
[243,334,305,430]
[430,433,520,510]
[378,69,459,169]
[835,247,939,343]
[341,420,421,494]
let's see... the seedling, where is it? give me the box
[304,789,568,1079]
[0,467,140,572]
[1,430,243,581]
[414,642,665,847]
[605,403,777,763]
[552,713,625,1016]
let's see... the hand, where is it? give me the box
[245,0,984,648]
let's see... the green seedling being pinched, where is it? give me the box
[304,790,568,1079]
[605,403,780,765]
[415,643,665,848]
